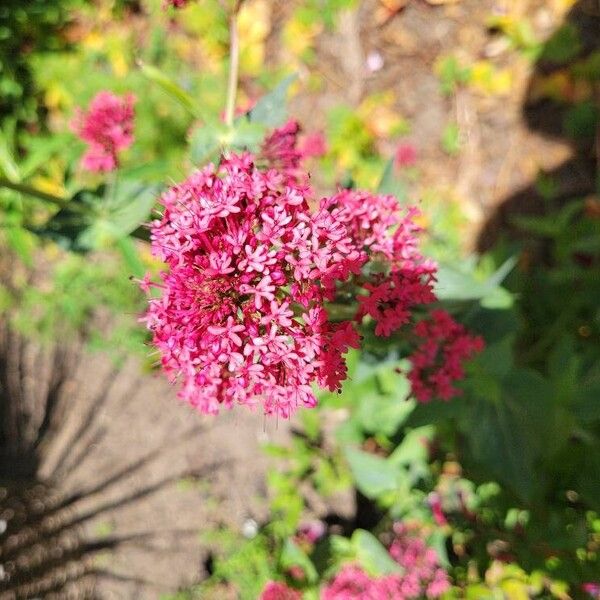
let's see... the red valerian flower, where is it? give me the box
[260,581,302,600]
[143,122,482,416]
[72,91,136,173]
[407,309,485,402]
[388,523,451,598]
[322,524,449,599]
[325,190,438,338]
[143,153,360,418]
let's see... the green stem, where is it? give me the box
[224,2,242,128]
[0,178,66,206]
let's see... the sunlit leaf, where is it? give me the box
[352,529,403,576]
[249,74,298,128]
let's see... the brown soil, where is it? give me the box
[0,328,293,599]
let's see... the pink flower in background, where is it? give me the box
[72,91,136,173]
[260,581,302,600]
[260,119,306,186]
[394,142,418,169]
[583,583,600,599]
[407,310,484,402]
[163,0,188,8]
[299,131,327,159]
[427,492,449,527]
[143,153,360,418]
[322,566,377,599]
[389,523,451,598]
[296,520,326,545]
[323,525,450,599]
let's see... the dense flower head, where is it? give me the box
[72,91,136,173]
[322,525,449,599]
[143,153,361,417]
[260,581,302,600]
[407,309,485,402]
[143,119,482,415]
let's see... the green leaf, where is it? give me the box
[139,62,198,116]
[249,74,297,128]
[353,367,414,436]
[437,55,471,95]
[228,120,266,152]
[376,158,407,202]
[108,181,159,232]
[0,128,20,181]
[463,369,552,500]
[436,261,513,308]
[39,182,160,251]
[573,371,600,424]
[6,225,34,267]
[279,538,318,583]
[564,101,599,141]
[388,426,434,468]
[441,122,460,156]
[405,397,465,428]
[541,23,582,64]
[344,447,401,499]
[116,236,145,278]
[351,530,403,577]
[189,123,225,165]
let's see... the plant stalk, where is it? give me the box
[0,178,66,206]
[224,1,243,128]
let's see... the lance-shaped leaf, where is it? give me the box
[249,74,297,128]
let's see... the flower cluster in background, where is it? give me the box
[407,309,484,402]
[72,91,136,173]
[260,523,449,600]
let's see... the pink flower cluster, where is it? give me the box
[583,583,600,599]
[143,120,483,415]
[144,153,361,417]
[407,309,484,402]
[72,91,136,173]
[326,190,437,338]
[322,525,450,599]
[260,581,302,600]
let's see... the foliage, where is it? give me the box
[1,0,599,598]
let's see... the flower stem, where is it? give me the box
[0,178,66,206]
[224,1,243,128]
